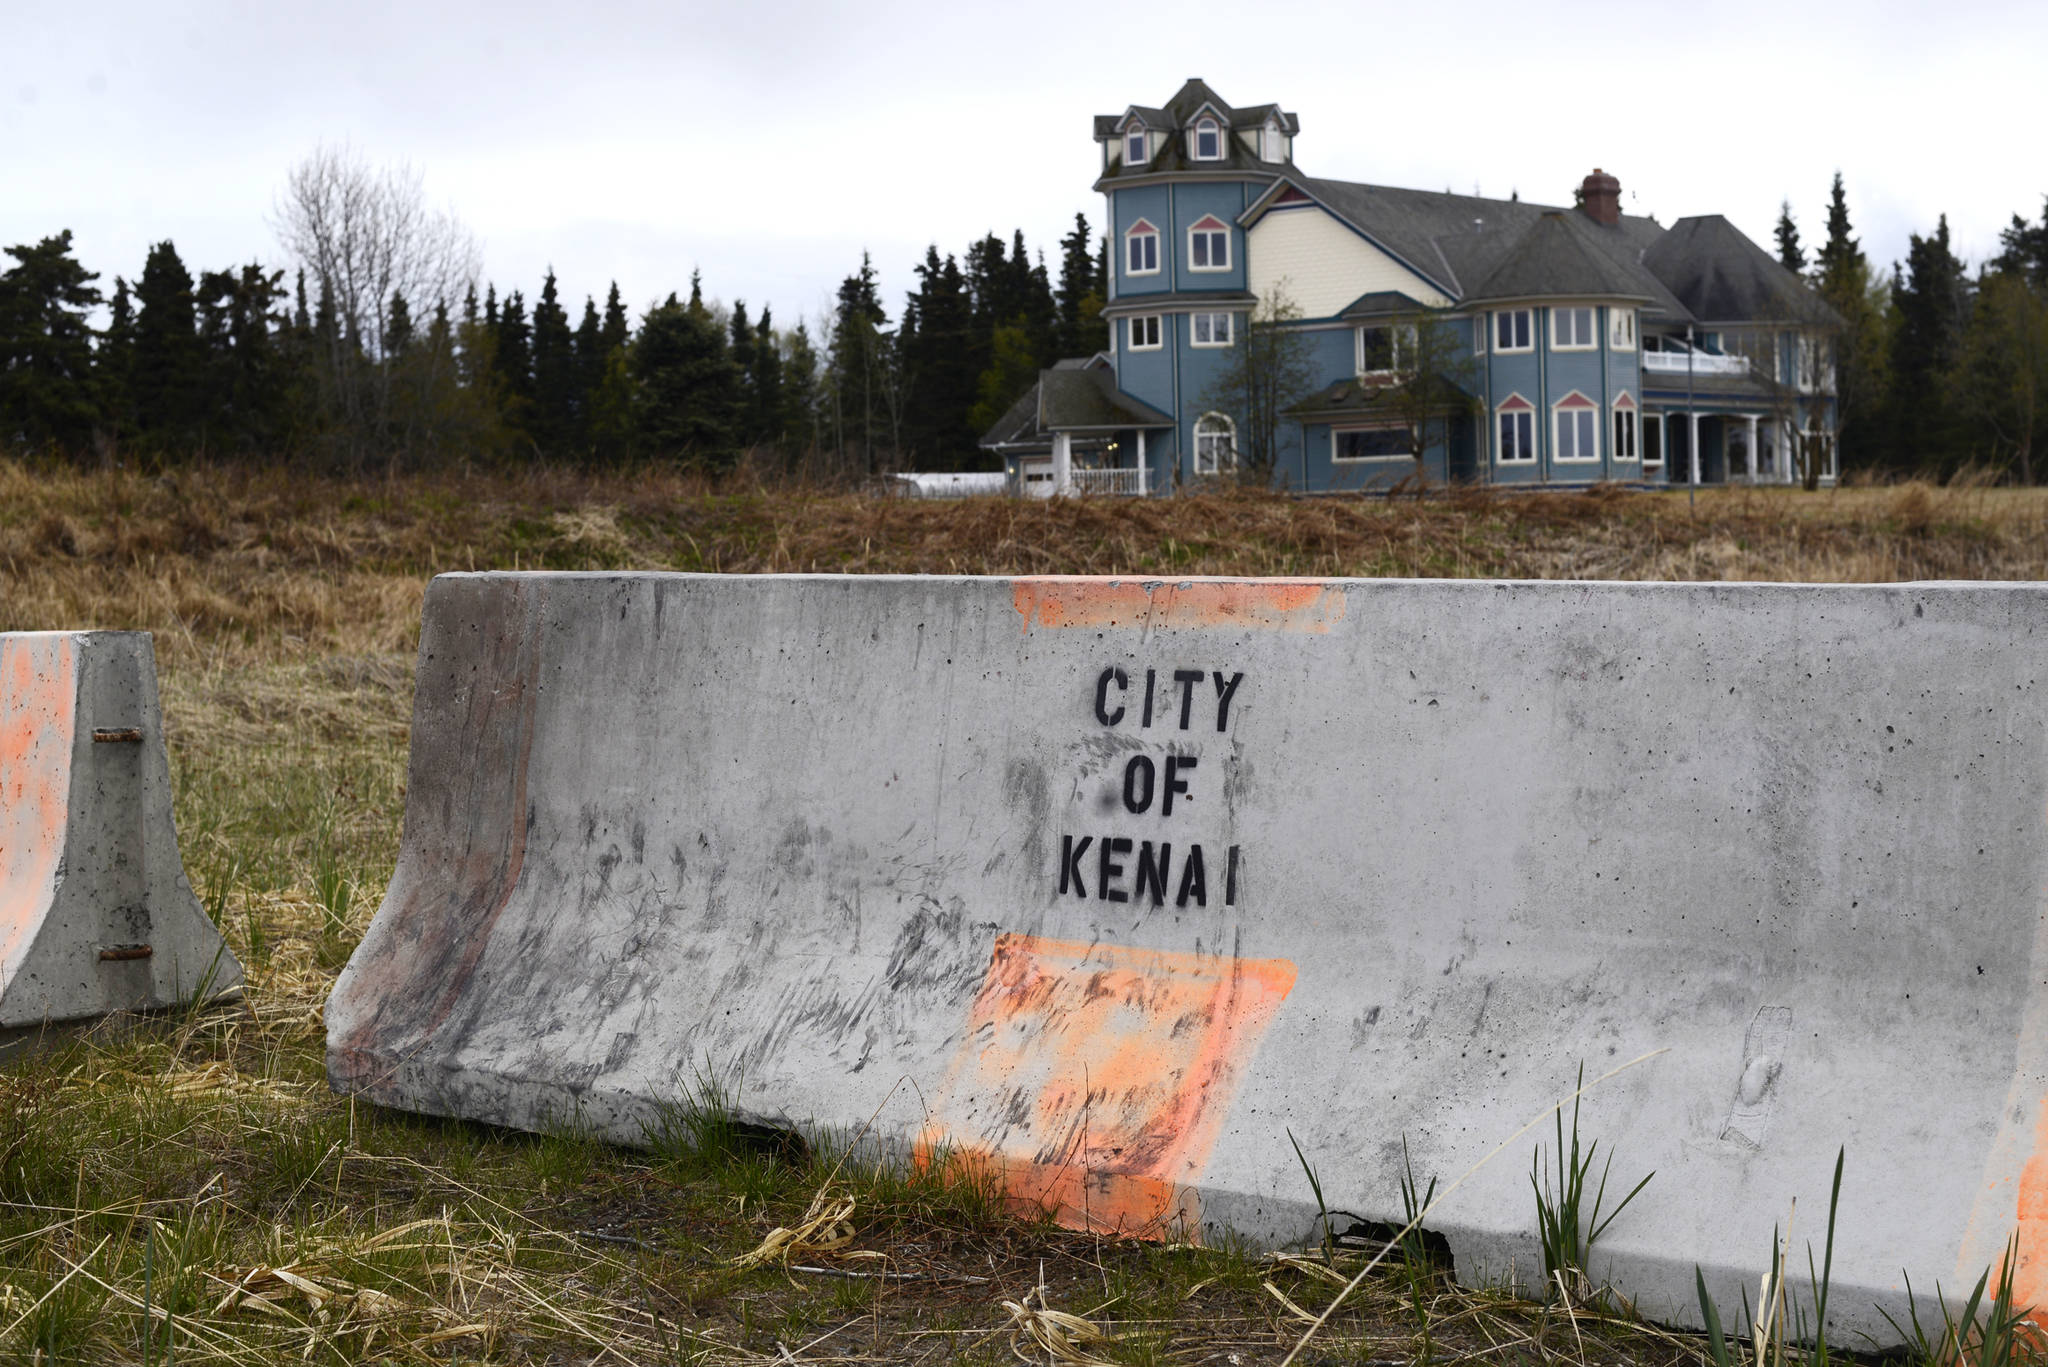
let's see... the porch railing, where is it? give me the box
[1643,351,1751,377]
[1070,466,1148,497]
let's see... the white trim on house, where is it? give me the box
[1642,412,1665,468]
[1331,422,1414,463]
[1610,307,1637,350]
[1553,391,1600,462]
[1552,306,1597,351]
[1496,393,1536,463]
[1260,118,1286,162]
[1191,312,1234,347]
[1128,315,1162,351]
[1494,308,1534,353]
[1125,219,1160,276]
[1195,411,1236,474]
[1611,391,1639,461]
[1125,128,1148,166]
[1191,116,1224,161]
[1188,216,1231,272]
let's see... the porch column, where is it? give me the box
[1137,430,1149,496]
[1053,431,1072,497]
[1781,418,1795,484]
[1688,410,1701,486]
[1745,415,1759,484]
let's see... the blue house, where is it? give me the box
[982,78,1841,494]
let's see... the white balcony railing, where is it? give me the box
[1069,466,1149,496]
[1643,350,1751,377]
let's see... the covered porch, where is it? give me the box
[978,357,1175,497]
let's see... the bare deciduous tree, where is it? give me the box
[272,144,480,464]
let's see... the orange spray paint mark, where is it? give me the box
[1998,1095,2048,1317]
[1,635,76,978]
[1011,578,1345,635]
[919,932,1296,1239]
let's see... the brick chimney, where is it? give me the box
[1580,168,1621,226]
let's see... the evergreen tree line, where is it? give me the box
[0,213,1107,476]
[1776,174,2048,482]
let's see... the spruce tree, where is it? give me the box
[386,291,414,358]
[101,276,136,438]
[1994,198,2048,290]
[902,247,978,462]
[0,230,103,451]
[729,299,757,445]
[750,307,784,451]
[1056,213,1108,358]
[783,320,820,454]
[132,240,205,446]
[827,253,891,471]
[530,269,576,455]
[1775,200,1805,275]
[1885,215,1972,475]
[196,263,289,451]
[495,288,532,403]
[1814,173,1884,476]
[600,282,630,355]
[633,290,742,466]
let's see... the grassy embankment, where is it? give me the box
[3,459,2046,1364]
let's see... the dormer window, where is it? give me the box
[1261,120,1284,163]
[1193,117,1222,161]
[1188,216,1230,272]
[1124,219,1160,276]
[1125,128,1147,166]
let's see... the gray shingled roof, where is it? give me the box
[1461,211,1660,304]
[1101,289,1258,317]
[1643,216,1843,328]
[979,363,1175,449]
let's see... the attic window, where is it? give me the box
[1125,128,1147,166]
[1261,121,1284,163]
[1193,117,1222,161]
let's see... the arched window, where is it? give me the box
[1195,412,1236,476]
[1611,392,1638,462]
[1193,117,1222,161]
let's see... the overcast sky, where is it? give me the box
[9,0,2045,335]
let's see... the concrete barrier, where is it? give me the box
[329,573,2048,1341]
[2,632,242,1047]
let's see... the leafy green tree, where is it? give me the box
[530,269,576,454]
[132,240,206,445]
[1955,267,2048,483]
[0,230,103,451]
[634,290,741,465]
[966,323,1038,439]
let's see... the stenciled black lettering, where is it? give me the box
[1226,844,1239,905]
[1212,671,1245,732]
[1122,755,1155,814]
[1094,667,1128,726]
[1176,844,1207,908]
[1135,841,1172,906]
[1098,837,1132,903]
[1162,754,1197,816]
[1059,835,1092,897]
[1142,668,1156,728]
[1173,669,1204,730]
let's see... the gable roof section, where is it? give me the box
[1643,215,1843,328]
